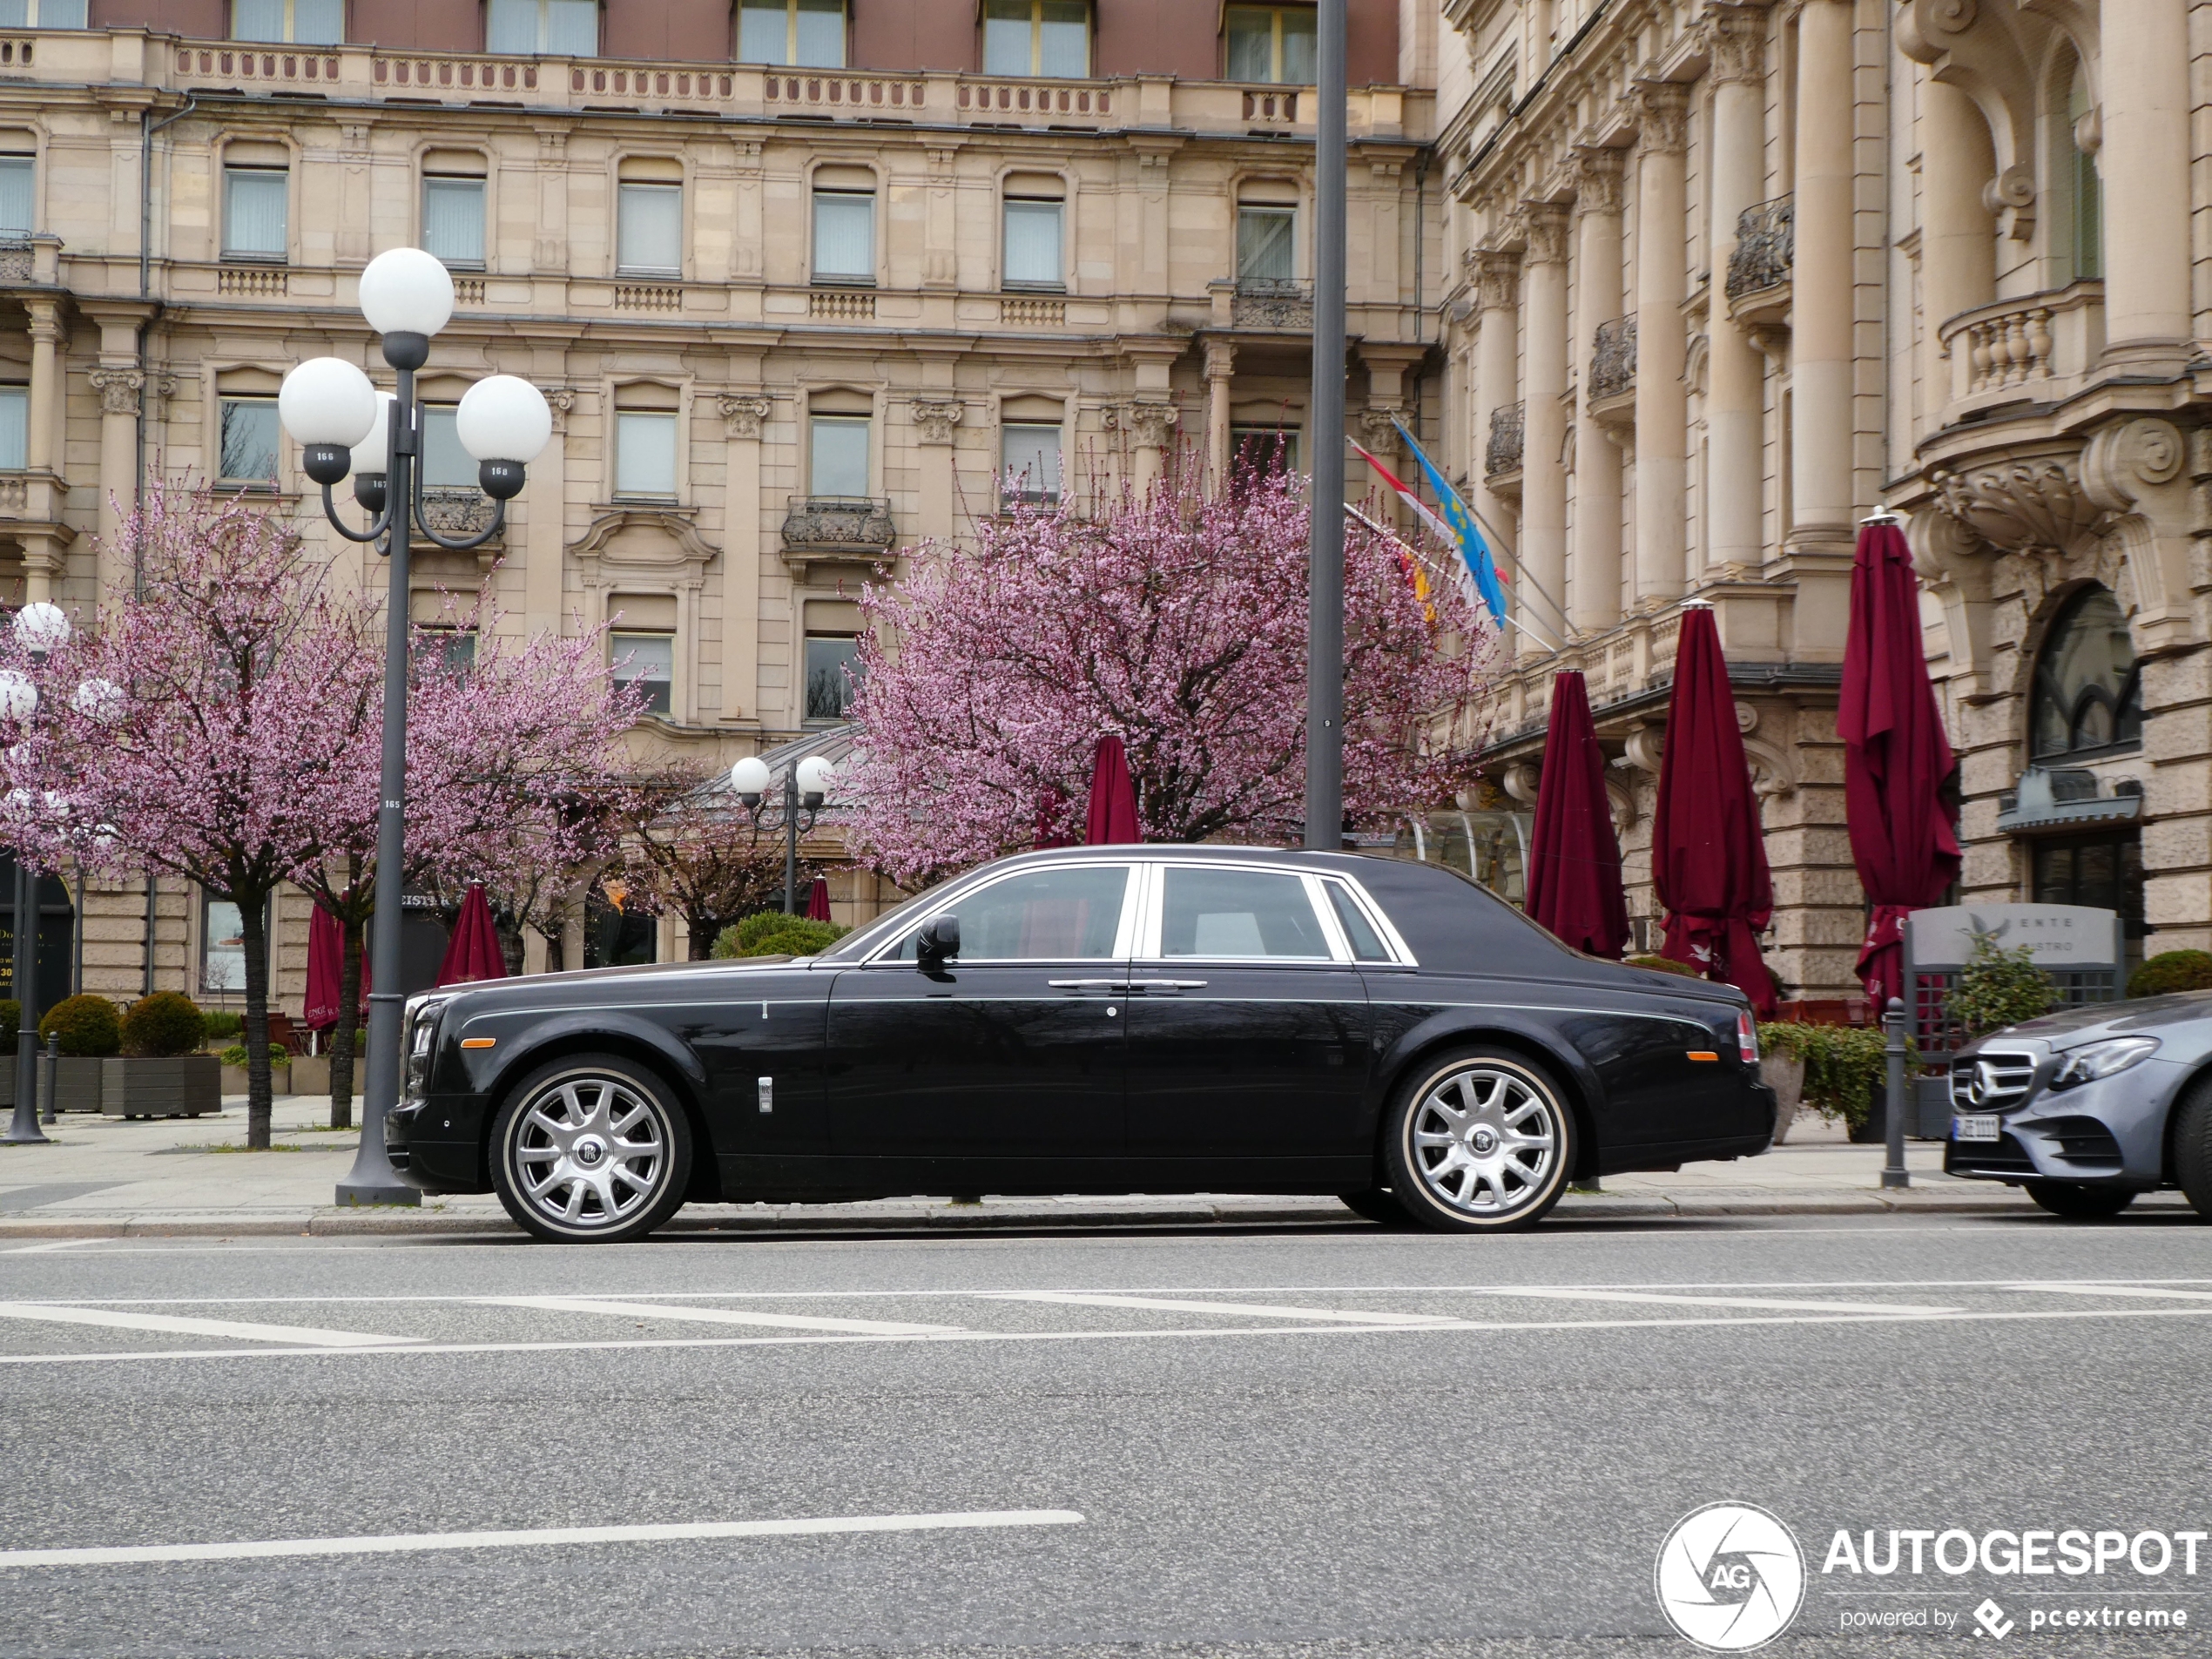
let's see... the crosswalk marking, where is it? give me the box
[981,1291,1460,1325]
[1480,1287,1956,1316]
[0,1302,419,1348]
[476,1296,963,1337]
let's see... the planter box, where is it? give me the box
[219,1063,292,1096]
[40,1055,105,1115]
[102,1055,222,1119]
[290,1054,330,1096]
[1760,1053,1805,1144]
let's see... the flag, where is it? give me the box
[1388,418,1513,628]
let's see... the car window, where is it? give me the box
[1157,867,1332,960]
[1325,881,1393,962]
[885,865,1129,961]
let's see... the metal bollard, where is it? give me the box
[1881,995,1911,1190]
[38,1031,57,1125]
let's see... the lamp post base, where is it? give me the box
[1879,1170,1912,1190]
[335,1178,421,1208]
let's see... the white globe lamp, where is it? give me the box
[0,671,33,724]
[455,375,554,502]
[71,678,123,723]
[357,247,455,341]
[278,357,379,456]
[729,756,771,805]
[795,755,834,805]
[11,602,70,658]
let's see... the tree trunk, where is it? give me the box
[239,889,274,1150]
[688,907,714,961]
[330,913,361,1131]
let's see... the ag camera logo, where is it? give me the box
[1656,1502,1806,1651]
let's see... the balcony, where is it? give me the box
[1589,314,1635,414]
[1725,194,1793,309]
[0,234,61,288]
[1485,401,1525,484]
[1230,277,1314,332]
[1936,281,2105,416]
[418,487,498,542]
[780,495,894,583]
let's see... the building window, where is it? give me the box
[2031,584,2140,760]
[1002,196,1064,289]
[1230,424,1298,473]
[0,386,24,471]
[811,187,874,284]
[485,0,597,55]
[219,398,280,487]
[421,176,486,269]
[1237,205,1295,282]
[614,411,678,499]
[610,631,674,717]
[0,0,88,25]
[0,157,30,238]
[809,414,870,497]
[982,0,1089,78]
[223,166,288,260]
[420,407,475,489]
[616,180,681,276]
[417,628,477,678]
[2065,58,2102,283]
[737,0,844,66]
[2032,832,2144,972]
[1001,421,1062,505]
[1224,5,1316,83]
[232,0,342,43]
[804,636,861,723]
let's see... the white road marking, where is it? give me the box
[476,1295,961,1336]
[0,1239,103,1255]
[0,1507,1086,1569]
[981,1291,1460,1325]
[0,1302,419,1348]
[1480,1286,1958,1316]
[2015,1283,2212,1302]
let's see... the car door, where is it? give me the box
[1122,862,1372,1167]
[826,860,1136,1164]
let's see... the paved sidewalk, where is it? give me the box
[0,1096,2194,1238]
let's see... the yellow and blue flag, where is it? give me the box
[1391,417,1511,627]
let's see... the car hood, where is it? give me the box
[1966,990,2212,1049]
[434,955,815,998]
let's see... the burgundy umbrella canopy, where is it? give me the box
[806,875,833,922]
[1652,604,1780,1014]
[1525,670,1629,958]
[303,904,348,1032]
[435,883,506,988]
[1085,734,1140,845]
[1839,518,1960,1005]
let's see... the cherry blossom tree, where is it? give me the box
[841,472,1497,886]
[610,765,819,959]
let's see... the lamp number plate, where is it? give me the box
[1952,1114,2000,1143]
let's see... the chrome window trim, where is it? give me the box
[856,858,1143,968]
[1136,858,1343,965]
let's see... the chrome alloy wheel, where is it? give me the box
[510,1076,669,1231]
[1408,1065,1561,1217]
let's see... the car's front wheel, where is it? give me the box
[1383,1050,1575,1232]
[2025,1181,2136,1219]
[2173,1079,2212,1222]
[490,1055,692,1244]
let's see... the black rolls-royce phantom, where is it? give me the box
[390,846,1776,1241]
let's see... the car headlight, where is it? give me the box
[2047,1036,2160,1091]
[402,995,455,1098]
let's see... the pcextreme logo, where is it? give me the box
[1655,1502,1808,1652]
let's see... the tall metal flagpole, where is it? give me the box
[1304,0,1347,851]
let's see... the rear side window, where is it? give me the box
[1158,867,1331,959]
[1325,882,1393,962]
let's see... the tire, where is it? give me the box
[1383,1049,1576,1233]
[1339,1189,1411,1226]
[2025,1181,2136,1220]
[489,1055,693,1244]
[2173,1080,2212,1222]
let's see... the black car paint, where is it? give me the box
[388,849,1774,1201]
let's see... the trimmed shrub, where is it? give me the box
[219,1042,289,1067]
[1626,954,1703,979]
[38,995,123,1058]
[204,1010,244,1041]
[2128,949,2212,999]
[0,1000,17,1050]
[121,992,208,1058]
[1757,1022,1904,1131]
[711,913,848,960]
[1950,935,2060,1036]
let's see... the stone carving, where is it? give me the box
[1358,408,1403,451]
[89,368,143,417]
[1109,402,1179,448]
[1634,83,1689,155]
[543,386,577,434]
[1931,446,2116,556]
[1706,8,1768,85]
[1590,315,1636,401]
[2081,418,2185,514]
[420,487,497,540]
[1231,278,1314,330]
[717,393,772,440]
[1521,203,1570,265]
[1725,196,1794,299]
[1571,149,1623,218]
[1475,249,1521,313]
[911,398,964,445]
[1982,164,2036,241]
[1486,401,1525,476]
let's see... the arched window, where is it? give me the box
[2030,585,2139,759]
[2050,51,2102,285]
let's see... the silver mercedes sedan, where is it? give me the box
[1946,994,2212,1218]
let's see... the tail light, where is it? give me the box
[1737,1009,1759,1065]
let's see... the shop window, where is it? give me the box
[232,0,342,43]
[809,414,870,497]
[1224,4,1316,84]
[811,187,874,284]
[1001,421,1062,505]
[223,167,288,260]
[737,0,844,66]
[0,156,32,238]
[1237,205,1295,283]
[804,635,861,722]
[219,398,280,487]
[610,631,674,716]
[982,0,1089,78]
[422,176,486,268]
[485,0,597,54]
[0,386,25,471]
[2030,585,2140,760]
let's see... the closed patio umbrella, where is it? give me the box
[1085,734,1140,845]
[303,903,346,1032]
[806,875,833,922]
[1525,670,1629,958]
[435,883,506,988]
[1652,604,1779,1014]
[1839,517,1959,1006]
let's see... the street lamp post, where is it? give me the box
[1,601,75,1146]
[280,247,553,1208]
[730,754,833,915]
[1303,0,1348,852]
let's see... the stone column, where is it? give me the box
[1520,204,1572,646]
[1120,401,1177,495]
[523,382,574,637]
[1705,7,1768,575]
[1569,152,1624,632]
[1918,78,1995,421]
[2100,0,2190,362]
[718,392,772,724]
[1789,0,1856,551]
[25,299,60,477]
[1471,250,1521,597]
[1633,84,1689,606]
[88,368,140,596]
[1204,339,1235,485]
[912,396,963,542]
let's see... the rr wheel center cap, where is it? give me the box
[1468,1126,1499,1156]
[572,1136,608,1168]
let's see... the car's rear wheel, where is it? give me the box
[490,1055,692,1244]
[1338,1189,1410,1226]
[2173,1080,2212,1222]
[2025,1181,2136,1219]
[1383,1050,1575,1232]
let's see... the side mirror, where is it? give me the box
[917,914,960,964]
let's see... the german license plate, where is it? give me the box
[1952,1114,2001,1143]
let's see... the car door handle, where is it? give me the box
[1047,979,1123,990]
[1130,979,1209,993]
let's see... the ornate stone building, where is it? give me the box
[0,0,1433,1013]
[1431,0,2205,998]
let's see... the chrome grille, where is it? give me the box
[1950,1050,2039,1113]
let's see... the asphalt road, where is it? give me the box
[3,1210,2210,1659]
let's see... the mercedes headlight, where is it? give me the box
[2047,1036,2159,1091]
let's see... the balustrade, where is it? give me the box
[1486,401,1525,477]
[1590,315,1636,402]
[1725,195,1793,300]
